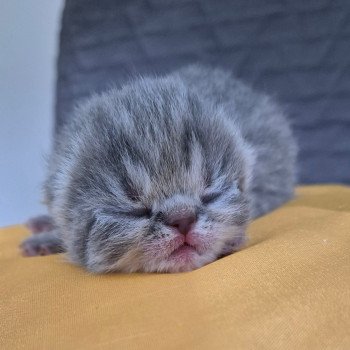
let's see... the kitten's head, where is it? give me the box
[58,76,252,273]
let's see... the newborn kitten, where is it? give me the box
[20,65,297,273]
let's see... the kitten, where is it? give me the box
[20,65,297,273]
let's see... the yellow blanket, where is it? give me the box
[1,186,349,350]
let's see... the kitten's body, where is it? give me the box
[21,65,297,273]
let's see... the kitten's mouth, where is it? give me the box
[169,242,197,259]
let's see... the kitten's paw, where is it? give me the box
[25,215,54,234]
[20,233,64,257]
[20,241,53,256]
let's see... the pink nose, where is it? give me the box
[167,214,196,235]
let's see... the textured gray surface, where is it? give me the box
[56,0,350,184]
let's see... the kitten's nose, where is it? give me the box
[166,213,196,235]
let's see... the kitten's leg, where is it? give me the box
[25,215,55,234]
[20,230,65,257]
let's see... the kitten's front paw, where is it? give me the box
[25,215,54,234]
[20,241,52,256]
[20,233,64,257]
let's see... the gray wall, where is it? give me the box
[0,0,63,226]
[56,0,350,184]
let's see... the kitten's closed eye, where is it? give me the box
[201,181,242,205]
[122,207,152,219]
[201,192,222,204]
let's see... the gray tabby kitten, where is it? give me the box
[20,65,297,273]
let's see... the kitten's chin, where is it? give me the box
[145,249,218,273]
[166,244,200,272]
[140,233,243,273]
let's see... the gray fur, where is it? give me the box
[21,65,297,273]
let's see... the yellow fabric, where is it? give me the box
[1,185,349,350]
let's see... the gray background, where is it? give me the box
[56,0,350,184]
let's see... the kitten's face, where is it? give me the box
[76,133,250,273]
[87,174,249,273]
[61,79,251,273]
